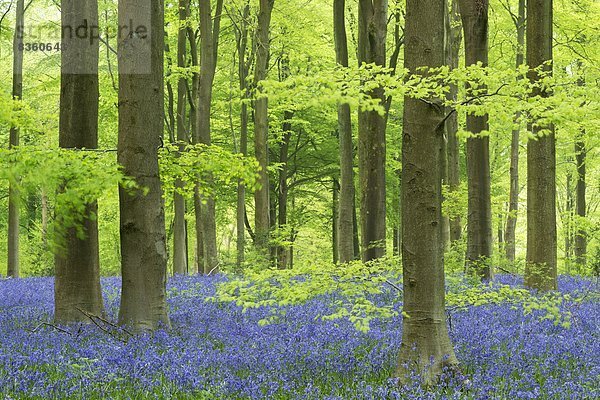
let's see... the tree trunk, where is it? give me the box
[497,213,504,253]
[117,0,170,330]
[353,201,360,259]
[196,0,224,275]
[334,0,356,264]
[397,0,459,386]
[253,0,275,253]
[505,0,525,263]
[277,108,292,270]
[357,0,387,262]
[564,171,574,272]
[525,0,557,291]
[194,190,204,274]
[172,0,190,275]
[573,66,587,271]
[269,180,278,266]
[574,138,586,271]
[333,178,340,264]
[187,15,202,275]
[234,1,251,270]
[55,0,104,323]
[447,0,462,243]
[7,0,24,279]
[459,0,493,281]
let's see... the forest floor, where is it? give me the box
[0,274,598,399]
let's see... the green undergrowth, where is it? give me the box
[209,258,580,332]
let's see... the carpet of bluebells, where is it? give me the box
[0,275,598,399]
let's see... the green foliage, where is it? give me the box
[0,147,129,253]
[159,143,260,200]
[210,258,582,333]
[442,183,468,224]
[208,257,403,333]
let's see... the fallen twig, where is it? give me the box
[28,322,72,336]
[76,307,133,342]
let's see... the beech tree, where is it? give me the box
[459,0,493,280]
[525,0,557,291]
[7,0,24,279]
[333,0,355,264]
[54,0,104,323]
[196,0,224,274]
[446,0,463,244]
[172,0,190,276]
[357,0,387,262]
[117,0,170,329]
[253,0,275,253]
[574,64,587,270]
[397,0,459,385]
[503,0,526,263]
[229,0,252,269]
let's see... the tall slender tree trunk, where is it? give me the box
[397,0,459,386]
[7,0,24,279]
[505,0,525,263]
[269,181,277,265]
[172,0,190,275]
[196,0,224,275]
[117,0,170,330]
[277,108,292,270]
[253,0,275,254]
[353,201,360,259]
[187,18,202,274]
[525,0,557,291]
[459,0,493,281]
[193,191,204,274]
[55,0,104,323]
[564,171,574,272]
[332,178,340,263]
[497,212,504,252]
[574,138,586,271]
[234,1,251,269]
[574,66,587,271]
[334,0,356,264]
[357,0,387,262]
[447,0,462,243]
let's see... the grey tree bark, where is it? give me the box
[186,18,202,274]
[232,1,251,269]
[525,0,557,291]
[459,0,493,281]
[446,0,462,243]
[564,171,574,271]
[504,0,525,263]
[334,0,356,264]
[172,0,190,275]
[117,0,170,330]
[357,0,387,262]
[332,178,340,263]
[397,0,459,386]
[277,106,292,270]
[253,0,275,254]
[7,0,24,279]
[55,0,104,323]
[574,66,587,271]
[574,138,587,270]
[196,0,224,274]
